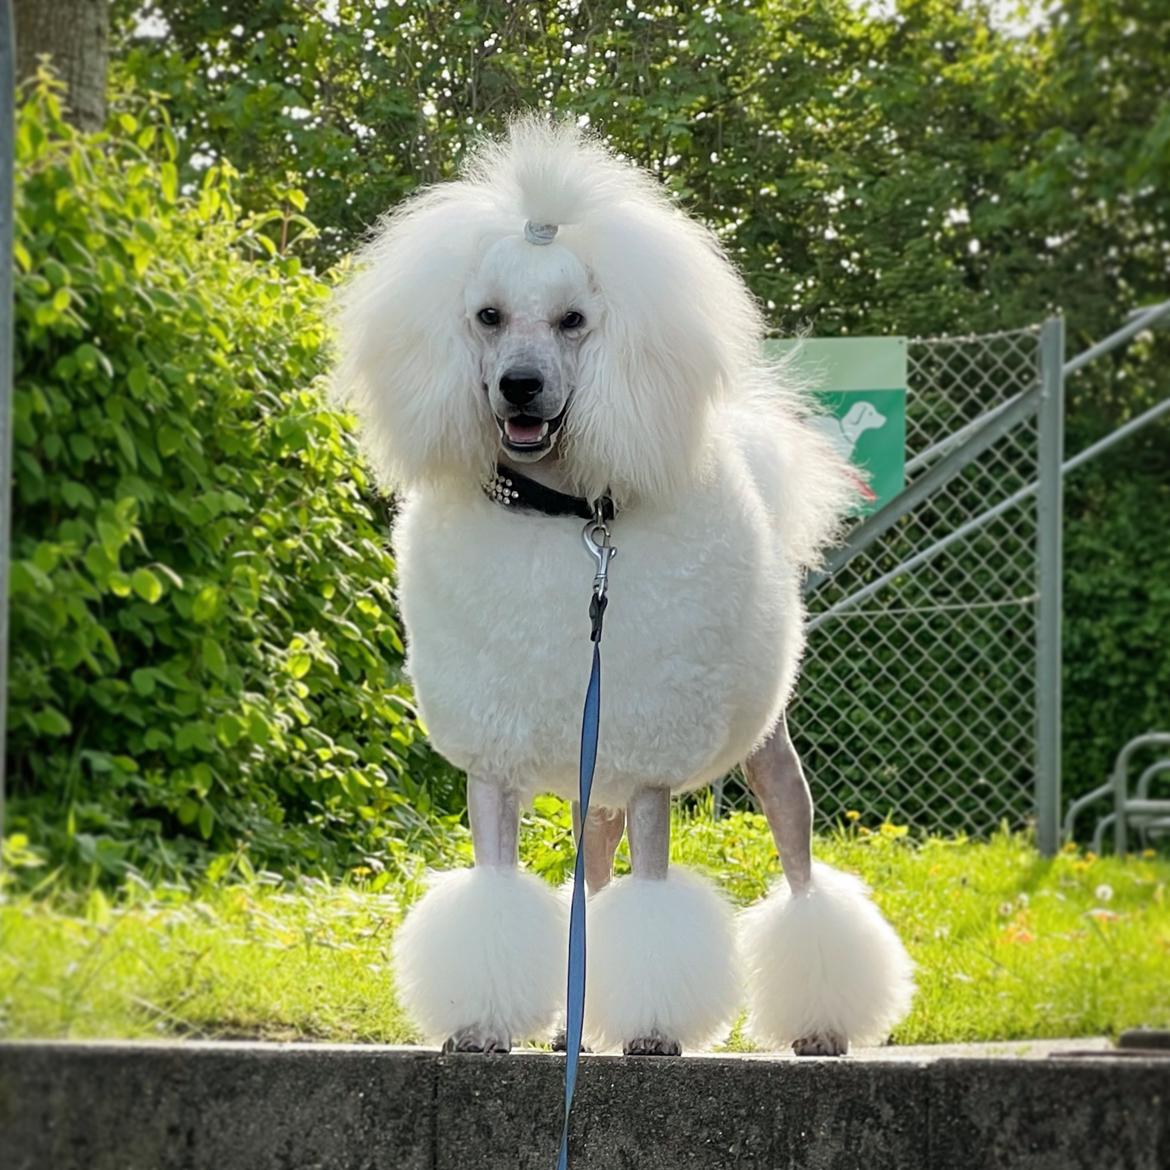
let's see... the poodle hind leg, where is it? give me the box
[740,714,915,1056]
[393,777,566,1053]
[573,802,626,895]
[584,787,739,1055]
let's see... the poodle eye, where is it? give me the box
[559,310,585,331]
[477,307,501,327]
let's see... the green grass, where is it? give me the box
[2,809,1168,1047]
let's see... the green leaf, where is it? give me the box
[192,585,221,623]
[131,567,163,604]
[215,713,244,746]
[202,637,228,680]
[127,365,150,397]
[33,708,73,737]
[96,519,124,558]
[288,652,312,678]
[197,804,215,839]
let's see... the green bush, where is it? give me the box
[7,81,460,880]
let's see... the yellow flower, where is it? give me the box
[845,810,861,822]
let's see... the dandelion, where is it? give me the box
[845,810,861,822]
[1141,849,1156,860]
[1016,892,1030,909]
[1094,884,1114,903]
[998,901,1014,918]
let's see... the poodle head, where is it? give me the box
[335,117,764,505]
[464,231,599,465]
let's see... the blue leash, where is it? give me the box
[556,509,615,1170]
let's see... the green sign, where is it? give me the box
[765,337,907,514]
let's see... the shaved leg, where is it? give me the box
[444,776,520,1054]
[467,775,519,869]
[571,802,626,894]
[743,712,812,893]
[623,787,678,1056]
[744,714,846,1056]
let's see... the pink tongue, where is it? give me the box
[505,419,545,444]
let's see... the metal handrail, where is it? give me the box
[902,298,1170,478]
[1068,733,1170,852]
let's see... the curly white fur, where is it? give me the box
[392,867,567,1045]
[739,862,916,1050]
[335,117,852,529]
[583,869,740,1052]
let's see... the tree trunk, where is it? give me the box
[14,0,109,132]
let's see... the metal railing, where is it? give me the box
[716,305,1168,855]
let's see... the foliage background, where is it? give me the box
[7,0,1170,879]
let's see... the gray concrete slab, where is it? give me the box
[1,1040,1166,1170]
[931,1059,1170,1170]
[0,1042,435,1170]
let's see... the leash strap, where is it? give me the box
[556,638,600,1170]
[557,508,614,1170]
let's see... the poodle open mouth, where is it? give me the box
[496,406,567,457]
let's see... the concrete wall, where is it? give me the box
[2,1041,1167,1169]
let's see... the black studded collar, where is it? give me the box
[482,465,616,522]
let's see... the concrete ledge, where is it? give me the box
[2,1041,1167,1169]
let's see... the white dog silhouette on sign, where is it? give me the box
[810,400,887,504]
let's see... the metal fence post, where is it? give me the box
[0,2,15,854]
[1035,317,1065,856]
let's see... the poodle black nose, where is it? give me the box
[499,368,544,406]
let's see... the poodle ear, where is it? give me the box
[565,202,764,504]
[333,188,498,491]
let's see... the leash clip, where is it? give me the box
[583,504,616,644]
[582,510,616,599]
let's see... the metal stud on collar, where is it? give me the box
[483,473,520,505]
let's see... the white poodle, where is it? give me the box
[336,119,914,1057]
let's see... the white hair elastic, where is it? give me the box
[524,220,558,245]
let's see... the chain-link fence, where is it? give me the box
[718,326,1050,836]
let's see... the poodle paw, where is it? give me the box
[623,1031,682,1057]
[549,1030,591,1054]
[442,1025,512,1054]
[793,1031,849,1057]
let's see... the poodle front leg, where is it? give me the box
[391,775,567,1054]
[584,787,739,1055]
[469,776,519,869]
[740,715,915,1056]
